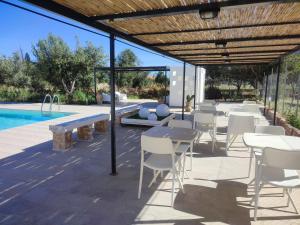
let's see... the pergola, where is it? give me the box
[21,0,300,174]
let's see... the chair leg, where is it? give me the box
[189,142,193,171]
[171,169,175,207]
[182,152,186,182]
[138,164,144,199]
[248,148,253,177]
[254,182,261,221]
[225,134,231,152]
[175,169,184,193]
[226,135,237,152]
[212,130,216,153]
[287,189,299,214]
[148,170,160,188]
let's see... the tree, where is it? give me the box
[115,49,140,88]
[154,71,169,86]
[33,34,73,93]
[284,54,300,112]
[32,34,107,99]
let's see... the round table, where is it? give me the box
[243,133,300,150]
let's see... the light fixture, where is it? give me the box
[215,40,227,48]
[221,52,229,58]
[199,6,220,20]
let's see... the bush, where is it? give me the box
[0,85,42,102]
[69,90,96,105]
[287,113,300,129]
[205,87,222,99]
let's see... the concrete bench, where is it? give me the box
[49,114,109,151]
[115,104,141,124]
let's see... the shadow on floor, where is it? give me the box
[172,181,251,225]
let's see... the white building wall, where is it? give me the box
[169,65,206,107]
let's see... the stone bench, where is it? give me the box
[49,114,110,151]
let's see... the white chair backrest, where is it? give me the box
[243,104,261,114]
[230,107,247,112]
[227,115,255,136]
[262,147,300,170]
[141,135,173,155]
[194,111,215,127]
[168,119,192,129]
[243,100,256,104]
[204,99,216,105]
[198,105,217,112]
[255,125,285,135]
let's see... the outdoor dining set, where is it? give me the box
[137,100,300,221]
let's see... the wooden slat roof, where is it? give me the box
[25,0,300,66]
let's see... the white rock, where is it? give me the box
[138,108,150,118]
[156,104,170,117]
[148,113,158,121]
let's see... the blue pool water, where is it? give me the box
[0,108,73,131]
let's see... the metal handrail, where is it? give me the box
[52,94,60,111]
[41,94,52,113]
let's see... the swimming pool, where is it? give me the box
[0,108,73,131]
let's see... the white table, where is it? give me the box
[243,133,300,150]
[143,126,197,143]
[228,111,264,120]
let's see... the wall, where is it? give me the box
[169,65,206,107]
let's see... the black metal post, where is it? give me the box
[182,62,186,120]
[273,59,281,125]
[110,34,117,175]
[263,72,268,115]
[93,68,97,103]
[164,70,167,104]
[194,66,197,109]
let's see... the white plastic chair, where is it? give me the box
[168,119,193,129]
[138,135,185,206]
[230,106,247,113]
[196,102,213,110]
[243,104,261,114]
[193,111,216,152]
[249,125,285,179]
[168,119,193,171]
[197,105,217,113]
[204,99,217,105]
[226,115,255,152]
[253,147,300,220]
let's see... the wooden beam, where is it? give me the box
[166,43,300,52]
[188,57,277,62]
[89,0,288,21]
[151,35,300,46]
[176,49,287,56]
[132,21,300,36]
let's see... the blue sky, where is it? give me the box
[0,0,182,67]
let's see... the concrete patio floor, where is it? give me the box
[0,103,299,225]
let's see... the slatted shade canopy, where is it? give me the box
[24,0,300,66]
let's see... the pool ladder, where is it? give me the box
[41,94,60,114]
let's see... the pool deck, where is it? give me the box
[0,100,155,159]
[0,102,299,225]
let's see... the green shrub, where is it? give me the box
[287,113,300,129]
[69,90,96,105]
[0,85,42,102]
[71,90,88,105]
[205,87,222,99]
